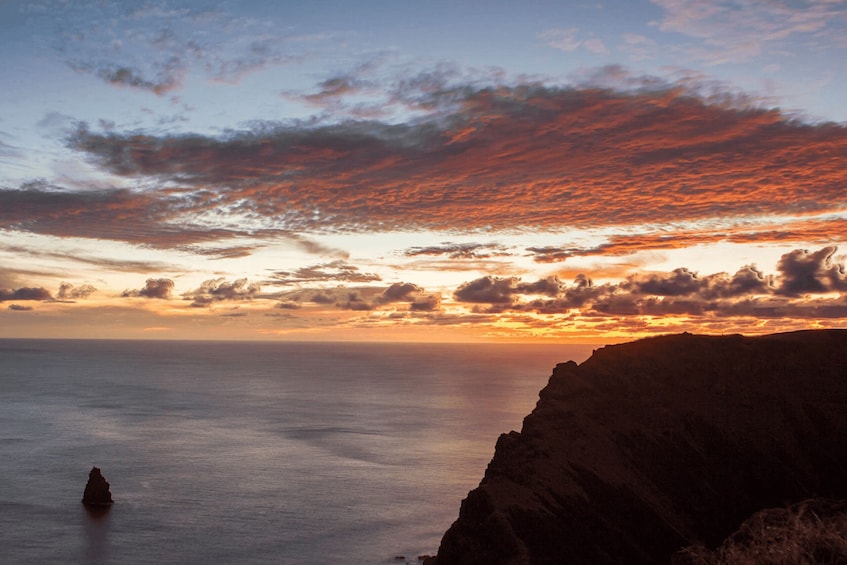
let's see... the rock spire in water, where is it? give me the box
[82,466,113,507]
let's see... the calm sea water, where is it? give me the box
[0,339,596,564]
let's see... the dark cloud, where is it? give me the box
[623,267,704,296]
[122,278,174,299]
[276,283,442,313]
[185,278,261,307]
[219,311,248,318]
[0,183,138,227]
[775,246,847,296]
[0,287,53,302]
[338,291,373,311]
[57,282,97,300]
[310,292,334,304]
[525,277,614,313]
[183,245,259,260]
[369,282,443,312]
[454,276,564,305]
[526,246,576,263]
[285,64,382,112]
[454,276,520,304]
[343,301,373,311]
[405,242,511,260]
[410,294,442,312]
[269,261,381,286]
[516,277,562,297]
[702,266,772,298]
[0,183,210,247]
[376,282,423,304]
[0,183,349,256]
[456,246,847,320]
[8,304,34,311]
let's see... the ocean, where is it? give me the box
[0,339,596,564]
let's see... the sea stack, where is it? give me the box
[82,466,113,507]
[433,330,847,564]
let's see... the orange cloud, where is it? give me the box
[528,217,847,263]
[66,85,847,235]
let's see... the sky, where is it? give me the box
[1,0,847,343]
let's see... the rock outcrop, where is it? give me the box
[434,330,847,564]
[82,466,113,507]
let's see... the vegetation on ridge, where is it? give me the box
[675,499,847,565]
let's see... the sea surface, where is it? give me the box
[0,339,596,564]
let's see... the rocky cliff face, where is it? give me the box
[434,330,847,564]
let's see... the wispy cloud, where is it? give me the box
[67,60,184,95]
[0,183,352,260]
[540,28,610,55]
[0,240,179,274]
[38,0,313,94]
[282,57,389,115]
[621,33,659,61]
[650,0,847,65]
[526,217,847,263]
[0,139,22,160]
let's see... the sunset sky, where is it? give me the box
[2,0,847,342]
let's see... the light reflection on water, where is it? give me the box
[82,505,111,564]
[0,340,596,564]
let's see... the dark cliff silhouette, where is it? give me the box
[433,330,847,564]
[82,466,113,507]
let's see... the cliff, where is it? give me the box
[433,330,847,564]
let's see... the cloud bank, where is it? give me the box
[454,247,847,320]
[65,84,847,237]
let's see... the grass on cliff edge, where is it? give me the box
[675,499,847,565]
